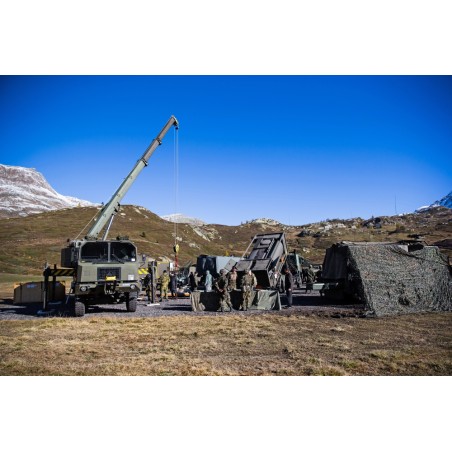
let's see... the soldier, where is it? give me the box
[143,272,152,302]
[215,269,233,312]
[305,265,316,294]
[240,269,256,311]
[227,267,238,291]
[169,272,178,299]
[204,270,213,292]
[284,267,293,308]
[189,271,197,291]
[159,270,170,301]
[315,265,323,282]
[269,267,279,289]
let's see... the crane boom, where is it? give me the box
[85,115,179,240]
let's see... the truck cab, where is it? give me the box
[62,239,141,314]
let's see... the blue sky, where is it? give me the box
[1,75,451,225]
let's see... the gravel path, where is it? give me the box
[0,289,365,320]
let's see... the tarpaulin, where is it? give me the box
[191,289,281,312]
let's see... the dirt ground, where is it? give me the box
[0,283,363,320]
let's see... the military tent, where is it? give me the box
[322,241,452,316]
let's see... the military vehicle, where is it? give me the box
[59,116,179,316]
[234,232,288,288]
[174,260,195,286]
[284,251,305,288]
[195,255,240,279]
[283,251,321,289]
[191,234,287,312]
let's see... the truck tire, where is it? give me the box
[126,297,137,312]
[74,301,86,317]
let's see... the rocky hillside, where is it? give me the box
[0,164,95,219]
[161,213,206,226]
[0,204,450,276]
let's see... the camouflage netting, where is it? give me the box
[191,289,281,312]
[337,243,452,317]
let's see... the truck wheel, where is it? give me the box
[126,297,137,312]
[74,301,86,317]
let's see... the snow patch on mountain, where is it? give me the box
[416,191,452,213]
[0,164,96,218]
[431,191,452,209]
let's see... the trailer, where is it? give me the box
[234,232,288,288]
[191,232,287,312]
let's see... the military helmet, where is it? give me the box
[220,269,226,275]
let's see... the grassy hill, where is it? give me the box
[0,205,450,276]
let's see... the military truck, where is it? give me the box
[59,116,179,316]
[283,251,321,289]
[195,255,240,279]
[284,251,305,288]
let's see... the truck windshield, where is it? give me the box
[110,242,136,262]
[80,242,109,262]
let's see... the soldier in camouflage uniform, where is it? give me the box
[227,267,238,291]
[305,265,316,294]
[215,269,233,312]
[240,269,256,311]
[159,270,170,301]
[143,272,152,302]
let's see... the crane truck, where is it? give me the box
[59,116,179,316]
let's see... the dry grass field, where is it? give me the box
[1,311,451,376]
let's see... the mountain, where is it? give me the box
[161,213,207,226]
[0,164,96,219]
[430,191,452,209]
[1,203,450,277]
[416,191,452,213]
[0,164,451,276]
[162,215,284,228]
